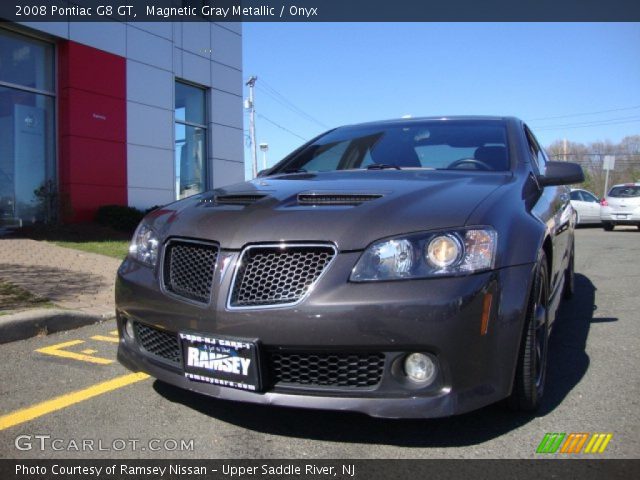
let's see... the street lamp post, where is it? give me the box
[259,143,269,171]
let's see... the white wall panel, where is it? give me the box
[211,24,242,70]
[126,25,172,71]
[182,50,211,87]
[19,22,69,39]
[128,187,175,209]
[127,102,173,150]
[210,124,244,162]
[127,144,174,190]
[129,22,173,41]
[218,23,242,35]
[210,90,243,130]
[69,21,125,56]
[211,61,243,96]
[182,21,210,57]
[127,60,173,110]
[212,160,245,188]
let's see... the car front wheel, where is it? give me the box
[603,222,614,231]
[508,251,550,412]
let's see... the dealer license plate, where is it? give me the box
[180,333,261,392]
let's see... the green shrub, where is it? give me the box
[95,205,144,233]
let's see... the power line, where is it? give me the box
[529,105,640,121]
[258,113,308,142]
[257,79,330,129]
[532,115,640,131]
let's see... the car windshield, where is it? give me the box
[270,121,510,174]
[608,186,640,197]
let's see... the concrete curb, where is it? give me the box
[0,309,114,344]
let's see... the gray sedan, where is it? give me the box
[116,116,583,418]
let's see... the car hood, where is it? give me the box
[151,170,511,251]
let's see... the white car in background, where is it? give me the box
[600,183,640,231]
[570,188,602,226]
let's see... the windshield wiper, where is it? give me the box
[281,168,308,174]
[366,164,402,170]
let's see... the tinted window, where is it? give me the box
[524,125,547,174]
[272,121,510,174]
[582,191,599,202]
[570,191,583,201]
[608,186,640,198]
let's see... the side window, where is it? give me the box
[524,125,547,175]
[570,191,582,201]
[583,191,598,203]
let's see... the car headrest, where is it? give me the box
[474,146,509,170]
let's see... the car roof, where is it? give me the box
[339,115,518,129]
[610,182,640,188]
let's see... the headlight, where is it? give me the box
[350,228,497,281]
[129,223,159,267]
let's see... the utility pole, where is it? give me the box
[246,76,258,178]
[563,138,568,160]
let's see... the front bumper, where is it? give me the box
[116,252,534,419]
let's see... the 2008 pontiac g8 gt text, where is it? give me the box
[116,117,584,418]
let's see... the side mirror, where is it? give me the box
[538,161,584,186]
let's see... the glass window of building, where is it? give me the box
[0,28,55,225]
[175,81,207,200]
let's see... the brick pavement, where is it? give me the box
[0,239,121,318]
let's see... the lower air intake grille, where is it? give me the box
[134,323,181,364]
[229,245,336,308]
[163,240,218,303]
[269,352,385,388]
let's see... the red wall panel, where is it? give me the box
[58,41,127,222]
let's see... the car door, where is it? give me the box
[570,190,589,223]
[525,125,570,294]
[581,190,601,223]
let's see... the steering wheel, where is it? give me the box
[447,158,493,171]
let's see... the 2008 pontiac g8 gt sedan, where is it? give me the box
[116,116,584,418]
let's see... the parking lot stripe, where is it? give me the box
[0,372,149,431]
[91,335,120,343]
[36,340,113,365]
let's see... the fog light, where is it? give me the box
[404,353,436,384]
[123,318,135,340]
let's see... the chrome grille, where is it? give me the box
[269,352,385,388]
[163,240,218,303]
[229,244,336,308]
[134,322,181,365]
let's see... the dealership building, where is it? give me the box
[0,20,244,223]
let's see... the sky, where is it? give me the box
[241,23,640,177]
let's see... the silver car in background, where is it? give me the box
[600,183,640,231]
[570,188,601,226]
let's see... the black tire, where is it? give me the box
[603,222,614,231]
[563,242,575,300]
[508,251,550,412]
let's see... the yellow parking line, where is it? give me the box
[91,335,120,343]
[36,340,113,365]
[0,372,149,431]
[109,330,118,336]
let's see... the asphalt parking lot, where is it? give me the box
[0,227,638,459]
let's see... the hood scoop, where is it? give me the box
[214,194,268,205]
[297,192,383,206]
